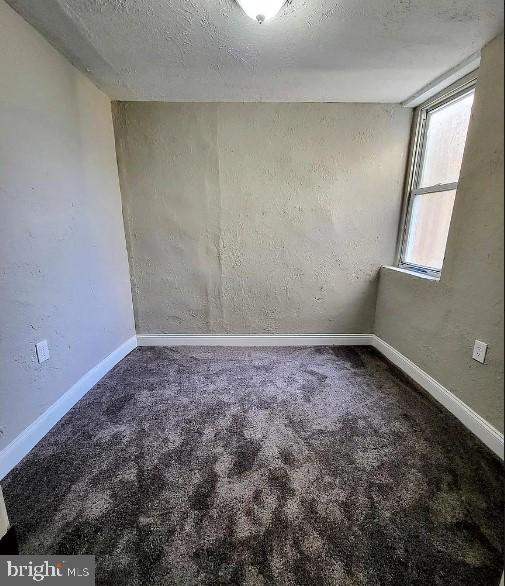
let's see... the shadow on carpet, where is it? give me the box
[3,346,504,585]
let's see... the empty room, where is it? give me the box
[0,0,503,584]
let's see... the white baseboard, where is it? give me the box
[137,334,374,347]
[372,335,504,459]
[138,333,504,457]
[2,332,501,481]
[0,336,137,480]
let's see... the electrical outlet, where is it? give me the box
[35,339,50,363]
[472,340,487,364]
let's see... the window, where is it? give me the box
[399,79,476,277]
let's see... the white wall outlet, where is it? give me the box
[35,339,50,363]
[472,340,487,364]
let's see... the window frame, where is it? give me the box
[397,74,478,278]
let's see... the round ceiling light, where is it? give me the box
[236,0,287,23]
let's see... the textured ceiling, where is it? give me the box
[6,0,504,102]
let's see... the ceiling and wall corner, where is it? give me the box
[0,0,135,450]
[4,0,504,102]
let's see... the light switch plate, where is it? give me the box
[472,340,487,364]
[36,339,50,363]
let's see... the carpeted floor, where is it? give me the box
[3,346,504,585]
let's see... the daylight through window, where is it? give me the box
[400,83,475,275]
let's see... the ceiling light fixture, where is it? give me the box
[236,0,287,23]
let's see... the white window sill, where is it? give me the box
[381,265,440,282]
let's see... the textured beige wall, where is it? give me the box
[113,102,412,335]
[0,0,135,450]
[375,34,504,432]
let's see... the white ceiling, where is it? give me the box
[6,0,504,102]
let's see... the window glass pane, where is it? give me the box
[419,91,474,187]
[404,189,457,270]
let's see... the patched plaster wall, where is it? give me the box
[375,34,504,431]
[0,0,135,450]
[113,102,412,334]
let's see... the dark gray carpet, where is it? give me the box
[3,346,504,585]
